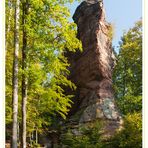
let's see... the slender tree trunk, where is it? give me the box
[30,135,32,147]
[12,0,20,147]
[21,1,28,147]
[18,124,20,146]
[35,129,38,144]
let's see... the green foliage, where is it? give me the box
[108,23,115,41]
[29,141,41,148]
[61,113,142,148]
[24,0,82,134]
[113,20,142,115]
[61,121,105,148]
[6,0,142,147]
[110,112,142,148]
[5,0,82,142]
[111,20,142,148]
[5,0,14,125]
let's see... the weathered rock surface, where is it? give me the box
[65,0,122,137]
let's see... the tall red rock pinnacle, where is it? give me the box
[66,0,122,136]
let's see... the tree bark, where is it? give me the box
[21,1,28,147]
[35,129,38,144]
[12,0,20,147]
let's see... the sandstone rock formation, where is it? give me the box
[65,0,122,137]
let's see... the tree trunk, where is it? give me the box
[21,1,28,148]
[18,124,20,146]
[30,134,32,147]
[12,0,20,147]
[35,129,38,144]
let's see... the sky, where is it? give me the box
[68,0,142,53]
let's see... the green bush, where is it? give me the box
[61,121,105,148]
[110,112,142,148]
[61,113,142,148]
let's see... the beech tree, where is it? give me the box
[113,20,142,115]
[6,0,82,146]
[12,0,20,147]
[110,20,142,148]
[21,0,29,147]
